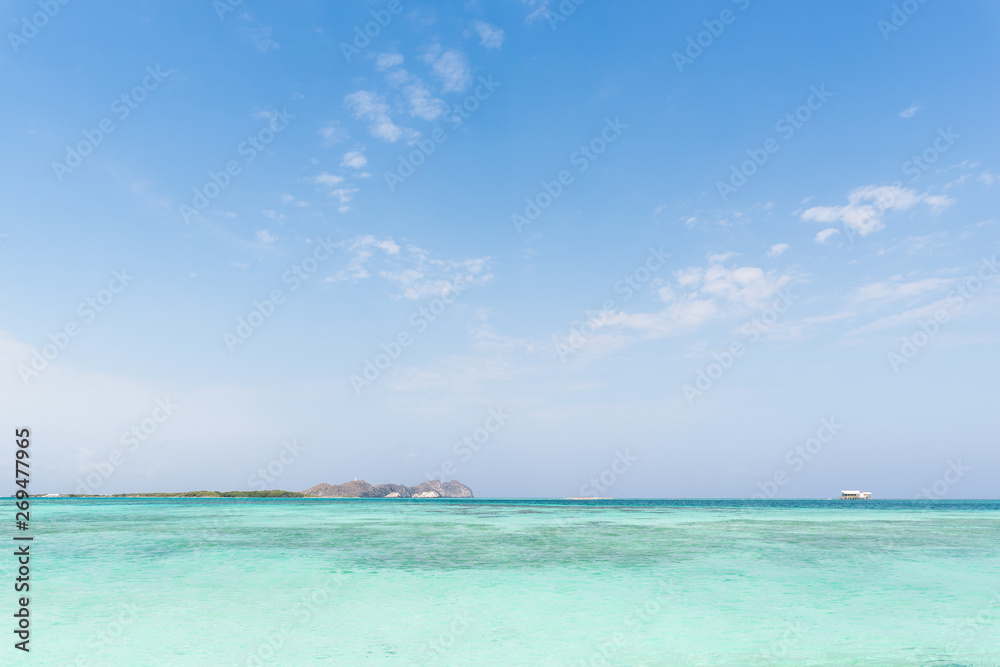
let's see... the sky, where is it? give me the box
[1,0,998,498]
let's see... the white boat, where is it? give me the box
[840,490,872,499]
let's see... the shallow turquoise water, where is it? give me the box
[13,499,1000,665]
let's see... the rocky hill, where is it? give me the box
[302,479,473,499]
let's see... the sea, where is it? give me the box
[17,498,1000,666]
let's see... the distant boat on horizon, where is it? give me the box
[840,490,873,499]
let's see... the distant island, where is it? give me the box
[302,479,473,498]
[53,479,473,499]
[60,490,306,498]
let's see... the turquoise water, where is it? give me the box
[15,499,1000,665]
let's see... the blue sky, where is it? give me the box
[2,0,998,498]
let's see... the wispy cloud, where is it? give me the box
[375,52,404,70]
[376,55,449,122]
[238,14,279,53]
[801,185,954,236]
[815,228,839,244]
[307,173,356,212]
[849,276,951,303]
[325,236,492,298]
[344,90,405,142]
[307,172,343,187]
[845,298,953,336]
[589,253,795,344]
[279,194,308,208]
[341,150,367,170]
[403,81,448,121]
[473,21,505,49]
[329,187,359,212]
[318,121,349,147]
[899,104,921,118]
[422,46,473,93]
[767,243,789,258]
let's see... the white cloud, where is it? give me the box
[815,228,839,244]
[330,187,358,203]
[261,210,285,222]
[375,52,404,70]
[473,21,505,49]
[318,121,349,146]
[344,90,404,142]
[256,230,276,244]
[767,243,789,257]
[325,236,491,298]
[341,150,367,170]
[801,185,954,237]
[592,253,794,342]
[279,194,308,208]
[306,173,357,211]
[325,235,399,282]
[845,298,951,336]
[329,187,359,212]
[380,255,492,299]
[402,82,448,121]
[239,15,279,53]
[423,47,472,93]
[694,260,792,310]
[850,276,951,303]
[308,172,343,187]
[378,62,449,122]
[899,104,920,118]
